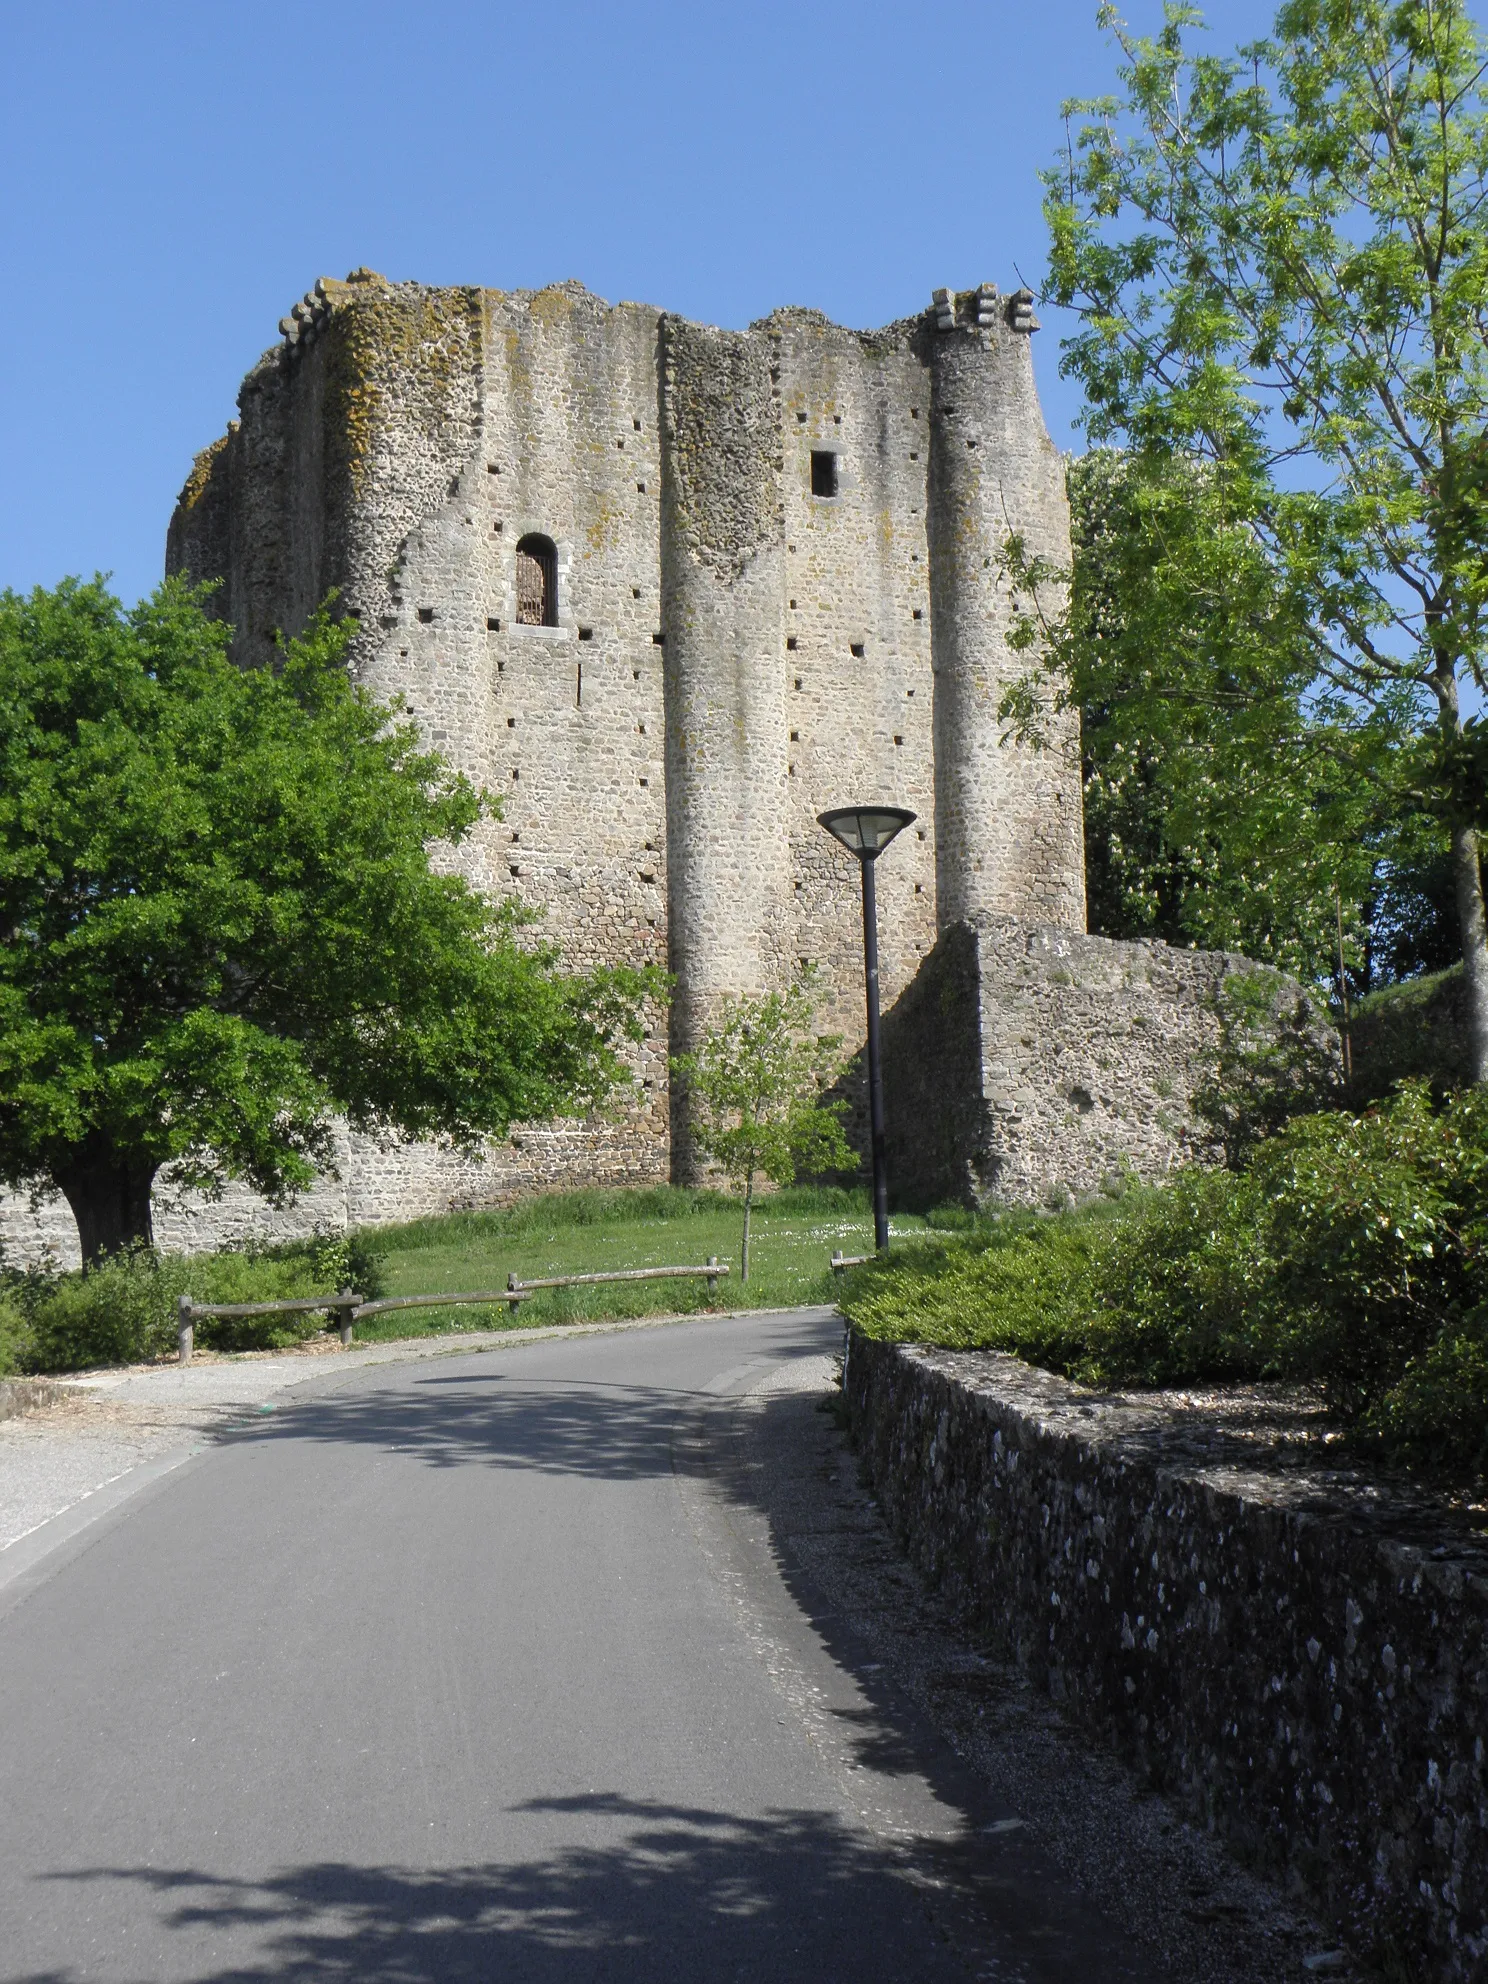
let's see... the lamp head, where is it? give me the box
[816,805,917,858]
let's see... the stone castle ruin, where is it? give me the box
[1,273,1265,1267]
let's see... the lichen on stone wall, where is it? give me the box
[660,317,780,581]
[322,279,483,500]
[177,430,232,514]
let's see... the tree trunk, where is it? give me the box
[741,1172,753,1284]
[53,1144,158,1268]
[1452,819,1488,1085]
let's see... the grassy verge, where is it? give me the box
[0,1183,945,1375]
[352,1184,941,1339]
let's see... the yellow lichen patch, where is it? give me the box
[530,285,577,328]
[178,432,230,512]
[586,492,622,553]
[499,323,533,399]
[324,285,482,495]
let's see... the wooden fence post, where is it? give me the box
[177,1295,194,1365]
[338,1290,355,1348]
[706,1257,719,1304]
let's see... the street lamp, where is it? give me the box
[816,806,916,1255]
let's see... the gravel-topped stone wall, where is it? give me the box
[843,1329,1488,1979]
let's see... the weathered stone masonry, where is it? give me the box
[880,914,1259,1211]
[0,270,1271,1263]
[0,271,1096,1264]
[845,1333,1488,1980]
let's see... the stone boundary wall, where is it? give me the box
[843,1330,1488,1978]
[0,1109,665,1273]
[880,915,1315,1211]
[1352,966,1474,1101]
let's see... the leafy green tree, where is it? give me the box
[1041,0,1488,1078]
[670,978,854,1282]
[1006,448,1408,984]
[0,577,655,1264]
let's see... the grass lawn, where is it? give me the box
[350,1185,942,1341]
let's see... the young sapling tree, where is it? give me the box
[671,977,855,1282]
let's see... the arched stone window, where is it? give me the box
[515,534,557,627]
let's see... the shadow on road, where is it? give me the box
[13,1330,1173,1982]
[33,1795,968,1983]
[224,1325,831,1483]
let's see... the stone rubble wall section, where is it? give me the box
[844,1332,1488,1980]
[880,913,1280,1210]
[0,1116,665,1273]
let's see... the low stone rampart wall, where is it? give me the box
[881,915,1262,1211]
[843,1330,1488,1978]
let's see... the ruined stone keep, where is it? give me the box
[0,272,1260,1264]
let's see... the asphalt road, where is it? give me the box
[0,1308,1145,1982]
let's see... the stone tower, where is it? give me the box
[161,273,1086,1220]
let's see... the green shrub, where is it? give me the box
[8,1226,392,1373]
[845,1213,1105,1367]
[843,1081,1488,1482]
[0,1288,33,1377]
[1249,1083,1488,1419]
[1079,1167,1276,1386]
[1362,1323,1488,1477]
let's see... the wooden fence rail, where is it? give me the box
[175,1258,730,1364]
[351,1290,525,1323]
[507,1260,726,1299]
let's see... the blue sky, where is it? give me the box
[0,0,1271,606]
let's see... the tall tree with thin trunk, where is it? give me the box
[0,578,657,1264]
[1043,0,1488,1078]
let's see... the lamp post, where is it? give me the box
[816,806,916,1255]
